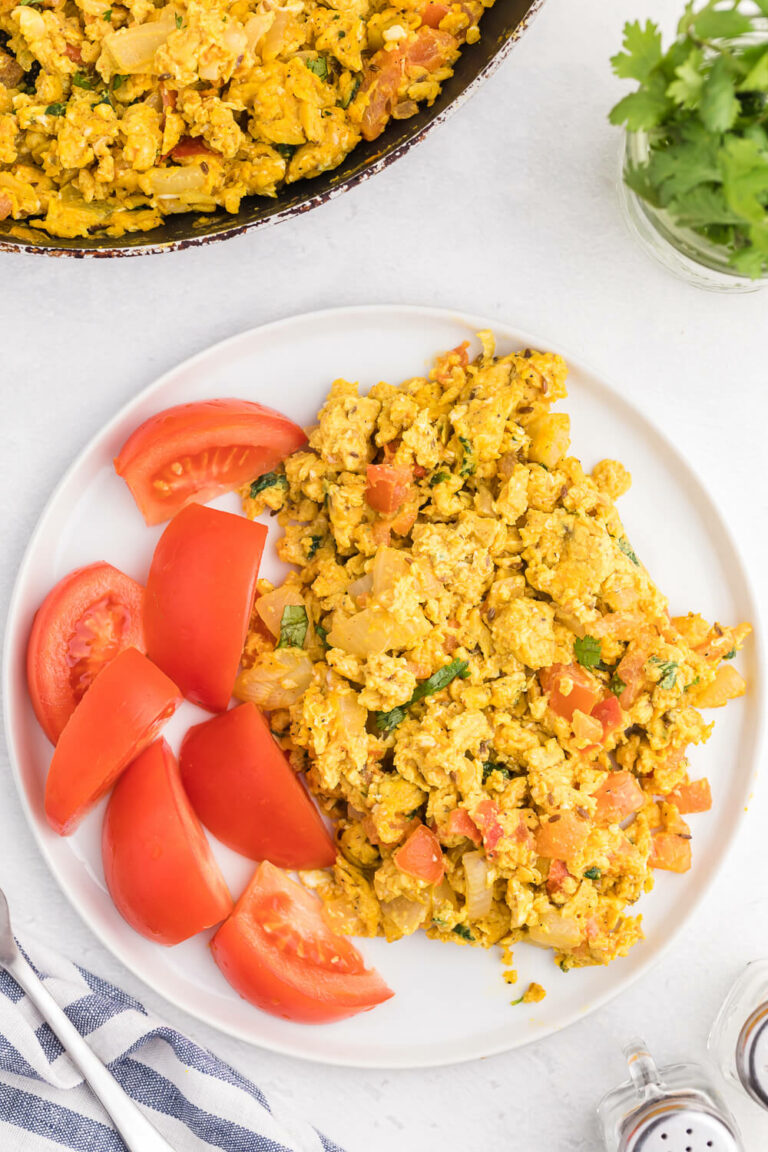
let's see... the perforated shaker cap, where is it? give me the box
[619,1097,740,1152]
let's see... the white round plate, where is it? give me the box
[3,306,763,1068]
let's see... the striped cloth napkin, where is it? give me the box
[0,936,343,1152]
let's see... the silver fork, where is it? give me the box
[0,887,176,1152]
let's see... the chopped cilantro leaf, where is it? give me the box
[305,56,329,80]
[249,471,288,499]
[453,924,474,941]
[103,7,112,18]
[686,675,701,690]
[339,74,361,109]
[45,102,66,116]
[617,537,640,565]
[482,760,512,782]
[72,72,95,89]
[458,436,475,477]
[175,13,182,27]
[376,659,470,733]
[609,671,626,697]
[510,994,525,1006]
[723,648,737,660]
[275,143,297,160]
[574,635,603,669]
[315,622,330,650]
[276,605,308,650]
[111,74,125,90]
[307,534,323,559]
[429,471,450,487]
[583,866,602,881]
[651,657,679,690]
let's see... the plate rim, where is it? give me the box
[3,303,765,1068]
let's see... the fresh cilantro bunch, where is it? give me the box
[610,0,768,277]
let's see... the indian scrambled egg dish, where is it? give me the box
[236,334,749,980]
[0,0,489,238]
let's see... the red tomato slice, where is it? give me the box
[26,562,145,745]
[443,807,482,846]
[539,663,601,723]
[666,777,712,814]
[45,647,181,835]
[649,832,692,873]
[534,812,590,861]
[590,695,623,741]
[103,740,232,945]
[593,771,644,825]
[393,824,444,884]
[114,399,307,526]
[365,464,413,515]
[473,798,504,855]
[546,858,570,895]
[359,27,457,141]
[179,703,336,868]
[211,861,393,1023]
[144,504,267,712]
[170,136,216,159]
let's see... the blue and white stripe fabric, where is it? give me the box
[0,937,343,1152]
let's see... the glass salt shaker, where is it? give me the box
[597,1037,743,1152]
[709,960,768,1112]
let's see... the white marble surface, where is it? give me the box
[2,0,768,1147]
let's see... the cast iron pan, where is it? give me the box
[0,0,545,258]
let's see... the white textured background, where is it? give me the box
[2,0,768,1147]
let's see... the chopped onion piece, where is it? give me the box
[527,911,583,951]
[147,166,207,197]
[104,12,177,74]
[463,850,494,920]
[256,584,305,637]
[234,648,313,709]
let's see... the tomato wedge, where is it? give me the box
[393,824,444,884]
[26,562,145,745]
[534,812,590,861]
[667,778,712,814]
[170,136,216,160]
[144,504,267,712]
[45,647,181,835]
[114,399,307,526]
[179,704,336,868]
[649,832,692,873]
[103,739,233,945]
[211,862,393,1023]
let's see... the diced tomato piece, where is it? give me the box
[365,464,413,516]
[358,27,457,141]
[45,648,182,835]
[535,812,589,861]
[64,43,83,64]
[540,663,601,723]
[473,798,504,855]
[444,808,482,846]
[650,832,692,873]
[412,465,427,479]
[666,778,712,814]
[616,634,653,708]
[114,398,307,526]
[593,771,644,825]
[546,858,570,895]
[26,562,145,745]
[171,135,216,160]
[179,703,336,868]
[421,2,448,27]
[211,862,393,1023]
[144,504,267,712]
[103,740,233,945]
[371,520,392,547]
[591,694,623,740]
[393,824,444,884]
[390,503,418,536]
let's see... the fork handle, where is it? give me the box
[6,949,176,1152]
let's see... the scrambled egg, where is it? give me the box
[237,333,750,978]
[0,0,490,238]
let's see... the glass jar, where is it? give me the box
[618,129,768,294]
[709,960,768,1111]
